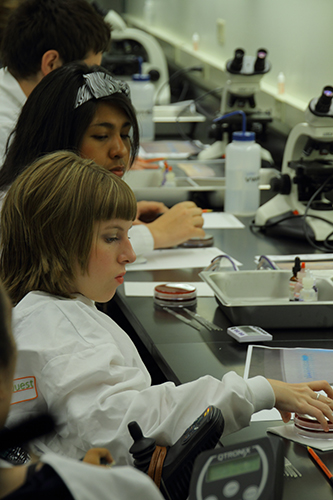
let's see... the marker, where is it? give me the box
[307,446,333,487]
[202,209,213,213]
[140,157,165,163]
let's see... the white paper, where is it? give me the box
[124,281,215,297]
[268,423,333,451]
[244,345,333,384]
[126,247,242,272]
[203,212,245,229]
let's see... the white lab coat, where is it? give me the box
[7,291,275,464]
[0,455,164,500]
[0,68,26,165]
[41,453,164,500]
[128,223,154,255]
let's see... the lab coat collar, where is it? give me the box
[23,290,95,309]
[72,294,95,308]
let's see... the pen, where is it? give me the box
[307,446,333,487]
[160,161,171,186]
[163,307,201,331]
[137,157,165,163]
[202,209,213,213]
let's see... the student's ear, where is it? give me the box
[40,50,63,77]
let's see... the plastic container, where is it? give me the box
[277,72,285,95]
[128,74,155,142]
[154,283,197,308]
[192,33,200,51]
[299,270,318,302]
[224,131,261,215]
[164,166,176,187]
[297,262,306,283]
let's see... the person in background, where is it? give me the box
[0,0,24,67]
[0,0,111,163]
[2,150,333,467]
[0,63,205,256]
[0,279,165,500]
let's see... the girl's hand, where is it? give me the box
[148,201,205,249]
[134,200,169,223]
[268,379,333,431]
[83,448,113,466]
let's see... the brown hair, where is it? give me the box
[0,0,24,49]
[0,280,14,371]
[1,0,111,79]
[0,151,137,304]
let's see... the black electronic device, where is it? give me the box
[189,435,284,500]
[128,406,224,500]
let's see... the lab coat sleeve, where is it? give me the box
[10,296,275,464]
[41,453,164,500]
[128,224,154,256]
[40,345,275,464]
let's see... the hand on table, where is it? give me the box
[268,379,333,431]
[134,200,169,223]
[146,201,205,249]
[83,448,114,467]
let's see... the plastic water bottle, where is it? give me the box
[128,74,155,142]
[224,130,261,215]
[144,0,154,25]
[299,270,318,302]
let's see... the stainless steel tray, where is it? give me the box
[199,269,333,329]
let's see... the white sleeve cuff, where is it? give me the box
[129,225,154,257]
[246,375,276,413]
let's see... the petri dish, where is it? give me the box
[294,413,333,439]
[154,283,197,308]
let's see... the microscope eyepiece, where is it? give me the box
[230,48,245,72]
[315,86,333,114]
[254,48,268,72]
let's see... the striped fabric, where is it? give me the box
[74,72,130,108]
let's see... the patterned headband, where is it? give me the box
[74,72,130,109]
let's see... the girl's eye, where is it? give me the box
[92,135,108,141]
[121,134,130,140]
[104,237,119,243]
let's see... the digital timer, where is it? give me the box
[227,325,273,343]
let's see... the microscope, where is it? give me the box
[255,86,333,242]
[199,48,273,161]
[101,10,171,104]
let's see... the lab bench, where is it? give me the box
[106,217,333,500]
[110,218,331,385]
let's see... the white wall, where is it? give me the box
[124,0,333,127]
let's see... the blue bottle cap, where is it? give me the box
[232,131,255,141]
[132,74,151,81]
